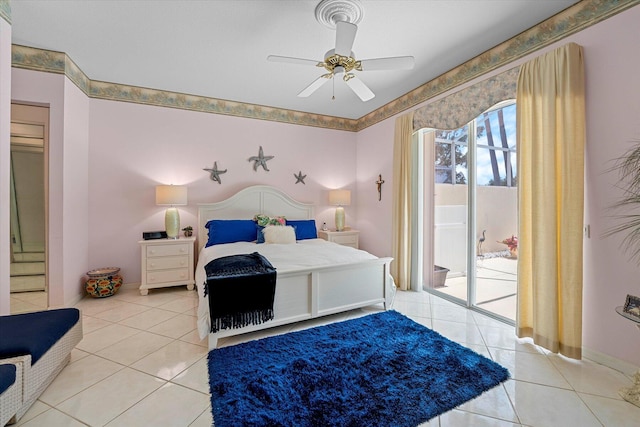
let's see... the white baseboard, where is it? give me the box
[121,282,141,290]
[583,346,640,376]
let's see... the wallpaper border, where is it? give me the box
[356,0,640,130]
[0,0,10,25]
[9,0,640,132]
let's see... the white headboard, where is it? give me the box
[198,185,314,245]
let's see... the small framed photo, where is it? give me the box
[623,294,640,318]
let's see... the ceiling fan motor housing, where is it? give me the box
[321,49,361,75]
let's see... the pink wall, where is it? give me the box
[576,7,640,371]
[355,117,395,258]
[62,79,90,307]
[0,17,11,314]
[88,99,357,283]
[356,6,640,370]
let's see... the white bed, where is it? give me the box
[196,185,394,349]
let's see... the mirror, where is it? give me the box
[10,104,48,314]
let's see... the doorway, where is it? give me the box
[10,103,49,313]
[421,101,517,323]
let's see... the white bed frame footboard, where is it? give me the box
[207,257,393,348]
[198,185,394,349]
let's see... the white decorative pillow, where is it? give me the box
[263,225,296,244]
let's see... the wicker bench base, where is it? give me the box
[0,363,22,426]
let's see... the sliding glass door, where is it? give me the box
[420,100,517,323]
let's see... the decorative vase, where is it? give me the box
[85,267,122,298]
[509,248,518,259]
[184,230,193,237]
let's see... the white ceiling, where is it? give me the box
[10,0,579,120]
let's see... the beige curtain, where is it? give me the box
[391,112,414,291]
[516,43,585,359]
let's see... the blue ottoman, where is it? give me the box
[0,308,82,423]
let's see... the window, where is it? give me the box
[435,101,517,187]
[435,127,468,184]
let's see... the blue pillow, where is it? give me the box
[205,220,258,247]
[286,220,318,240]
[256,225,266,244]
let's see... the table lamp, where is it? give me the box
[329,189,351,232]
[156,185,187,239]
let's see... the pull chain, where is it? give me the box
[332,75,335,100]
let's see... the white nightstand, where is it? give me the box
[318,229,359,249]
[138,236,196,295]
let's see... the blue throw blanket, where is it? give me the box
[204,252,277,333]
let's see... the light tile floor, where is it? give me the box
[10,286,640,427]
[9,291,48,314]
[436,256,518,321]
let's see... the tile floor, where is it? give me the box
[9,291,47,314]
[436,256,518,321]
[9,286,640,427]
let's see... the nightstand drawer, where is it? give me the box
[146,243,190,258]
[147,268,190,284]
[318,229,359,249]
[331,234,358,245]
[147,255,189,271]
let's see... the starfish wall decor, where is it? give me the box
[294,171,307,184]
[203,161,227,184]
[248,146,274,172]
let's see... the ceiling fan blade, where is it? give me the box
[345,75,375,102]
[335,21,357,56]
[267,55,321,67]
[297,75,331,97]
[359,56,415,71]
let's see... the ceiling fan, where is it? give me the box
[267,0,414,102]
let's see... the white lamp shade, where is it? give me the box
[156,185,187,206]
[329,189,351,206]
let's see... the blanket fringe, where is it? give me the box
[211,308,274,333]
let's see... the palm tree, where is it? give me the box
[605,140,640,263]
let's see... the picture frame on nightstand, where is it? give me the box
[623,294,640,319]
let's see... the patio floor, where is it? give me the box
[433,255,517,321]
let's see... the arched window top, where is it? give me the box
[413,67,519,131]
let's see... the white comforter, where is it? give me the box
[195,239,378,339]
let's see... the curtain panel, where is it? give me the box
[516,42,585,359]
[391,112,414,291]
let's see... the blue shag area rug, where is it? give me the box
[208,310,509,427]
